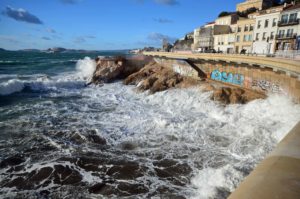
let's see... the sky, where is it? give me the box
[0,0,242,50]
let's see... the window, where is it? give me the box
[249,34,252,41]
[256,33,260,41]
[244,25,249,32]
[287,29,294,37]
[250,24,254,31]
[272,18,277,27]
[289,13,298,23]
[257,20,261,29]
[264,19,269,28]
[270,32,275,40]
[243,35,247,41]
[278,30,285,38]
[237,26,241,32]
[262,32,267,40]
[281,14,288,23]
[236,35,240,42]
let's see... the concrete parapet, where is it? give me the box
[228,122,300,199]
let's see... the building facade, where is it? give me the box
[234,17,256,53]
[193,25,214,51]
[213,14,238,53]
[236,0,273,12]
[252,6,284,54]
[275,4,300,51]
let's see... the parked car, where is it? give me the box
[204,49,216,53]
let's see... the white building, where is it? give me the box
[213,14,238,53]
[275,3,300,51]
[252,6,284,54]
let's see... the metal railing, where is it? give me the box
[276,33,297,39]
[275,50,300,60]
[278,18,300,26]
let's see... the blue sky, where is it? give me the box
[0,0,242,50]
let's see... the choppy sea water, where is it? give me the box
[0,51,299,199]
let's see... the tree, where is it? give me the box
[237,7,258,17]
[218,11,231,17]
[273,0,300,5]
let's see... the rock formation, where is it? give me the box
[91,56,152,84]
[201,82,266,104]
[124,62,199,93]
[91,56,265,104]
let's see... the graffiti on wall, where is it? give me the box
[252,79,282,93]
[211,70,244,86]
[172,63,196,77]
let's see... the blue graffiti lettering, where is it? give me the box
[211,70,222,81]
[211,70,244,86]
[232,74,244,85]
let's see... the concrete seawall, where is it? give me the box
[145,53,300,102]
[229,122,300,199]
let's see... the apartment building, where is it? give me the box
[275,3,300,51]
[236,0,273,12]
[234,15,256,53]
[252,6,284,54]
[213,14,238,53]
[193,23,214,51]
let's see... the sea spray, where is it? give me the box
[76,57,96,80]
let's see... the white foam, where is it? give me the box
[1,81,300,198]
[191,165,243,199]
[0,79,24,95]
[79,84,300,197]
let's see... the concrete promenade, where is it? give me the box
[143,52,300,77]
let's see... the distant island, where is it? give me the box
[0,47,130,54]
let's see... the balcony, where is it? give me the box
[278,18,300,27]
[276,33,297,40]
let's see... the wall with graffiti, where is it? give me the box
[154,59,300,100]
[251,79,283,93]
[210,69,245,86]
[154,58,197,77]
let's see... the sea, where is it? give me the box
[0,51,299,199]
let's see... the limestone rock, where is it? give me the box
[211,87,265,104]
[92,57,125,84]
[124,62,197,93]
[91,56,153,84]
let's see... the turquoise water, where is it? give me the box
[0,51,299,199]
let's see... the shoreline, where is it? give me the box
[92,55,267,105]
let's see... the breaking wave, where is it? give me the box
[0,57,95,96]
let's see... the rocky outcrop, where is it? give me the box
[124,62,199,93]
[91,56,264,104]
[124,62,265,104]
[200,83,266,104]
[92,57,125,84]
[91,56,152,84]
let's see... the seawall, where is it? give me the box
[149,56,300,102]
